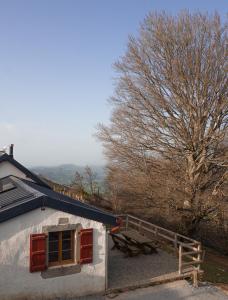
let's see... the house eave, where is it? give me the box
[0,195,118,226]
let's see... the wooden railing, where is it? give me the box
[117,214,203,275]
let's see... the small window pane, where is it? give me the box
[62,231,71,239]
[49,231,59,241]
[62,250,72,260]
[49,251,58,263]
[62,239,71,251]
[49,240,58,252]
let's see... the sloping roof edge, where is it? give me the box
[0,195,118,226]
[0,154,50,188]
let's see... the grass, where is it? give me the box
[202,249,228,284]
[202,261,228,283]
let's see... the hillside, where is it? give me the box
[31,164,105,185]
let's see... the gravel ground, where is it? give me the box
[75,280,228,300]
[108,237,178,288]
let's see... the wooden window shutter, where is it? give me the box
[30,233,47,272]
[80,228,93,264]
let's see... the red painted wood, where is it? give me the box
[30,233,47,272]
[80,228,93,264]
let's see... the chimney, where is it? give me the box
[9,144,14,158]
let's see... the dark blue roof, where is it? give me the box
[0,176,117,226]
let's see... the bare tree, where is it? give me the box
[84,166,97,195]
[71,171,85,193]
[97,12,228,236]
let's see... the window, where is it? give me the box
[30,228,93,273]
[0,181,16,194]
[48,230,75,266]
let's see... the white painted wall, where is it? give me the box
[0,208,107,300]
[0,161,26,179]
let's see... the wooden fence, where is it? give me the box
[117,214,203,275]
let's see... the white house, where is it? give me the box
[0,146,118,300]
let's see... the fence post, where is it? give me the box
[197,243,201,271]
[193,270,198,288]
[174,234,178,253]
[179,245,182,274]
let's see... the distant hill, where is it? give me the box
[31,164,105,185]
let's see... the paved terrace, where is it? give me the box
[66,237,228,300]
[108,237,178,289]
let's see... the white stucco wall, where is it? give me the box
[0,208,107,300]
[0,161,26,179]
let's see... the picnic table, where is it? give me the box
[110,233,141,257]
[121,230,158,254]
[110,230,158,257]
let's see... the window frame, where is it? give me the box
[48,230,75,267]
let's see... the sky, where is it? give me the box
[0,0,227,167]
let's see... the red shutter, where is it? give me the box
[30,233,47,272]
[80,228,93,264]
